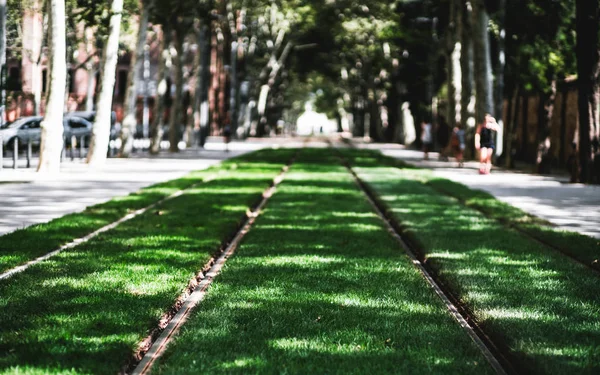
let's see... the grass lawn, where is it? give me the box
[425,178,600,271]
[152,149,493,375]
[0,148,295,374]
[343,149,600,374]
[0,148,286,274]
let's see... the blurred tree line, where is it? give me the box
[0,0,597,182]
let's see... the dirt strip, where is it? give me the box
[128,153,299,375]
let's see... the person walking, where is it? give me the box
[451,124,466,167]
[421,120,433,160]
[475,114,500,174]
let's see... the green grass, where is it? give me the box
[343,149,600,374]
[153,149,493,375]
[426,178,600,271]
[0,148,295,375]
[0,149,283,274]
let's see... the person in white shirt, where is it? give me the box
[421,121,433,160]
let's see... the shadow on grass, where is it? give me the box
[153,157,492,375]
[426,177,600,271]
[0,149,296,375]
[351,162,600,374]
[0,148,296,273]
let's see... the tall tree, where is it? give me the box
[0,0,6,120]
[149,26,172,154]
[575,0,600,183]
[119,0,150,157]
[446,0,462,129]
[168,22,185,152]
[37,0,66,173]
[460,0,474,131]
[86,0,124,165]
[492,0,505,156]
[471,0,493,124]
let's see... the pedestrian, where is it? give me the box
[475,114,500,174]
[451,124,466,167]
[421,120,433,160]
[223,123,232,153]
[437,117,450,161]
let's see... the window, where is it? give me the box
[117,70,128,98]
[42,69,48,93]
[69,119,87,129]
[68,69,75,93]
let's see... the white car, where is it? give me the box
[0,116,93,149]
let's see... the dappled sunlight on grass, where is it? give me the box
[0,148,296,374]
[345,149,600,374]
[154,151,492,374]
[426,177,600,271]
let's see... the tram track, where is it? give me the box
[332,142,514,375]
[341,136,599,275]
[0,178,214,281]
[424,182,600,275]
[127,148,301,375]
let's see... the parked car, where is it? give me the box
[0,116,43,148]
[63,116,93,146]
[0,115,93,150]
[65,111,118,139]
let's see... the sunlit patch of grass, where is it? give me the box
[345,149,600,374]
[426,178,600,270]
[0,149,294,274]
[0,148,296,375]
[153,150,493,375]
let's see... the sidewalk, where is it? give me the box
[353,140,600,239]
[0,138,296,236]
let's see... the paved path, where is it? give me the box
[0,138,302,236]
[353,141,600,239]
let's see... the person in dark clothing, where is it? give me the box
[437,117,450,161]
[475,114,500,174]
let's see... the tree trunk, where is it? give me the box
[85,27,95,112]
[0,0,6,119]
[209,26,220,136]
[520,93,529,159]
[493,0,506,156]
[37,0,65,173]
[150,27,171,155]
[119,0,150,157]
[169,28,184,152]
[86,0,123,166]
[446,0,462,129]
[575,0,600,183]
[505,86,520,168]
[460,1,475,157]
[385,72,400,142]
[471,0,494,124]
[536,79,557,174]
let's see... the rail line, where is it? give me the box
[332,144,513,375]
[424,182,600,275]
[0,177,216,281]
[342,136,599,275]
[128,150,300,375]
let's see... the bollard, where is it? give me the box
[70,136,76,161]
[80,136,85,159]
[61,136,65,162]
[26,140,32,168]
[12,138,18,169]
